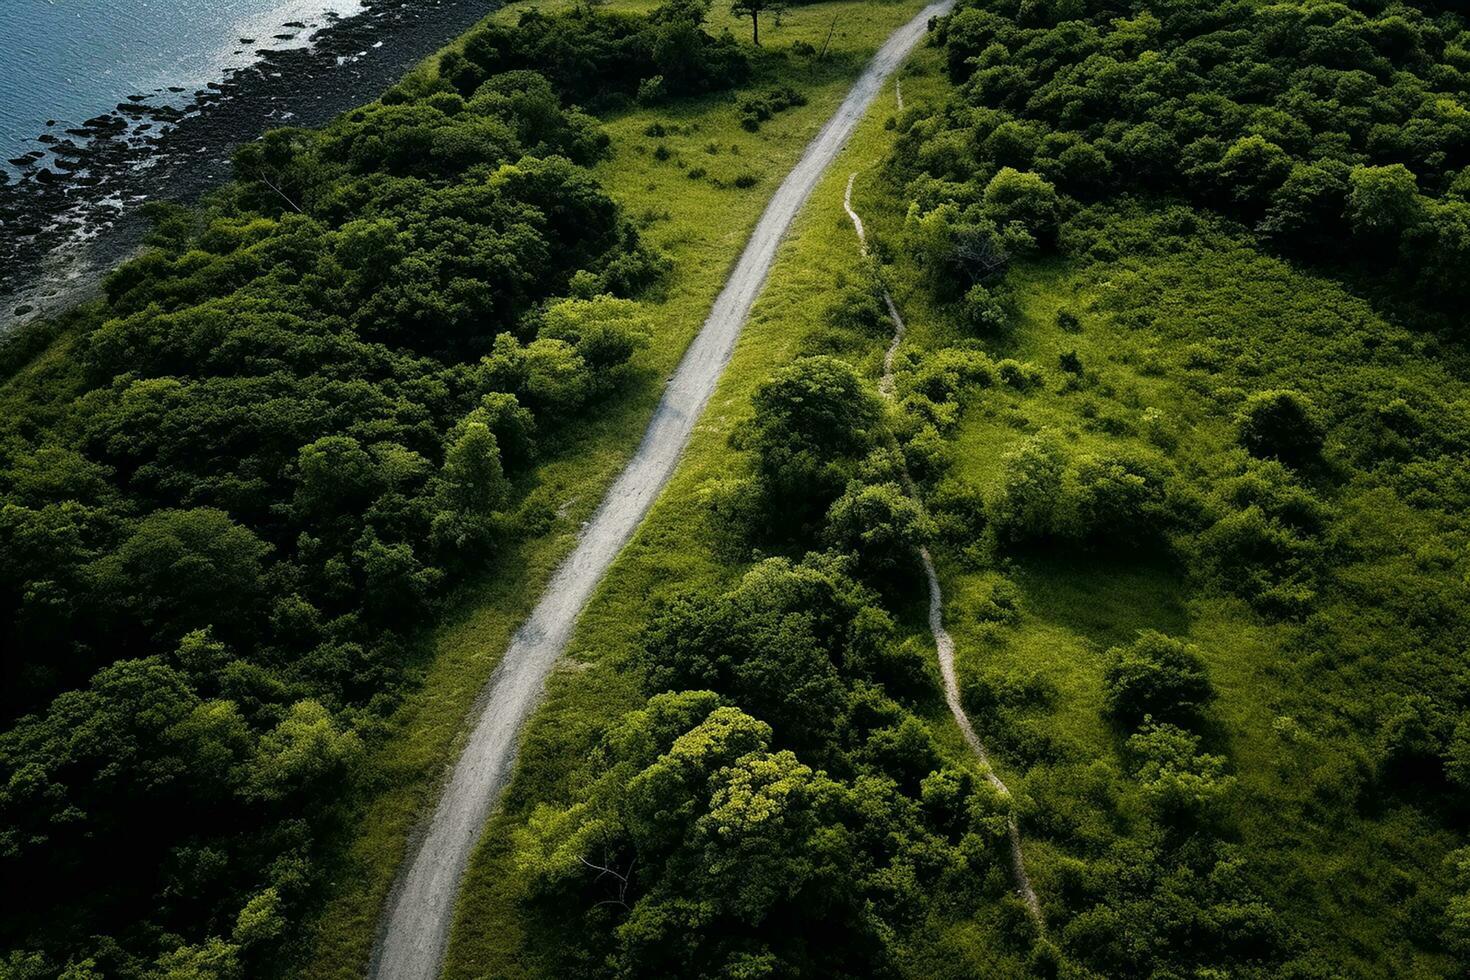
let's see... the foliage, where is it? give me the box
[0,8,688,974]
[438,5,747,108]
[737,355,884,526]
[894,0,1470,306]
[1102,631,1215,727]
[518,551,1013,976]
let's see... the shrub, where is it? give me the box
[1127,721,1235,826]
[823,481,932,575]
[989,435,1065,544]
[1102,631,1215,726]
[742,356,883,522]
[982,168,1062,242]
[927,477,987,545]
[826,267,888,334]
[997,358,1042,390]
[960,283,1010,332]
[1236,389,1324,465]
[1062,451,1166,545]
[637,74,668,104]
[903,347,995,405]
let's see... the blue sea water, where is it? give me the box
[0,0,363,169]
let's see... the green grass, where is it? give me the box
[300,3,943,976]
[435,40,977,980]
[870,227,1465,974]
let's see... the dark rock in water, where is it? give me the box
[240,37,256,43]
[283,20,307,28]
[168,86,187,93]
[15,305,34,316]
[8,157,36,167]
[37,135,58,145]
[127,94,148,102]
[273,33,297,40]
[34,170,56,184]
[46,120,57,127]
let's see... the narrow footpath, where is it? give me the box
[842,171,1045,927]
[368,6,955,977]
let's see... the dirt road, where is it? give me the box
[368,5,954,977]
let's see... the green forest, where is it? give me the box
[2,0,1469,976]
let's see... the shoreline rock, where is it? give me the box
[1,0,499,332]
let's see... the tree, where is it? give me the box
[1445,848,1470,959]
[743,356,883,520]
[1346,164,1422,239]
[731,0,785,46]
[439,423,509,520]
[823,481,932,575]
[904,203,1013,296]
[245,700,362,803]
[1103,631,1215,726]
[293,435,381,521]
[514,697,905,979]
[90,508,271,642]
[639,557,865,756]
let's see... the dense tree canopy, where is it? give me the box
[897,0,1470,305]
[0,9,692,975]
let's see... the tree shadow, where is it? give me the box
[1006,549,1192,652]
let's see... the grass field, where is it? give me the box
[300,2,944,975]
[857,178,1466,973]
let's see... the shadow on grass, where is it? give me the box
[1006,548,1192,651]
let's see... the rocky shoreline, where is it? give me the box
[0,0,497,334]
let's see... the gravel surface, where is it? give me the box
[368,5,954,977]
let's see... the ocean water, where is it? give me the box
[0,0,364,170]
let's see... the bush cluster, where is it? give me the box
[737,85,808,131]
[439,2,748,109]
[896,0,1470,306]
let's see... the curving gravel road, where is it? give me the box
[367,5,954,977]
